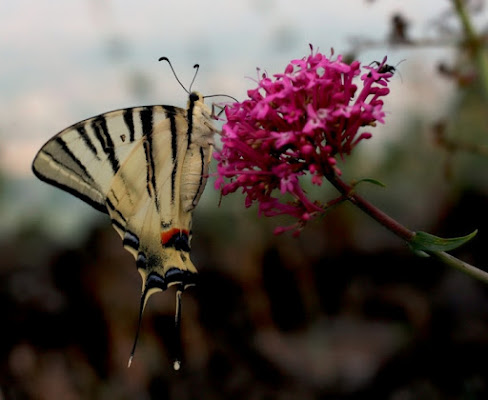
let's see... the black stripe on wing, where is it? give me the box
[32,157,108,214]
[76,125,100,160]
[140,107,160,211]
[110,217,126,233]
[123,109,136,142]
[91,115,120,174]
[166,106,178,205]
[54,137,94,183]
[106,197,128,225]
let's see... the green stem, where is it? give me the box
[326,173,488,284]
[453,0,488,98]
[430,251,488,285]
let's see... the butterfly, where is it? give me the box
[32,58,219,369]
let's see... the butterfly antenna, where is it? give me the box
[173,287,183,371]
[159,56,190,95]
[203,94,239,103]
[189,64,200,93]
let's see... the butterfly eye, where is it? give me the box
[189,92,200,102]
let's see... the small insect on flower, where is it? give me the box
[369,61,396,74]
[215,46,393,234]
[367,58,404,81]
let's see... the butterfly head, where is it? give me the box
[188,91,211,116]
[189,91,203,103]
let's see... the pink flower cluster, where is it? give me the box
[214,47,392,234]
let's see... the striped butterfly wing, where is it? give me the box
[33,105,187,236]
[33,93,216,366]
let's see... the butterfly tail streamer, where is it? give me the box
[173,287,183,371]
[128,287,147,368]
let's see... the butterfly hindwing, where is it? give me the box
[104,107,195,263]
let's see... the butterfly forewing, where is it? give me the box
[34,106,171,208]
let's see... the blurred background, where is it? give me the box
[2,0,488,398]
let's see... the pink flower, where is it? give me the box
[215,46,392,234]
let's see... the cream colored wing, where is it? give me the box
[32,93,217,368]
[32,105,183,213]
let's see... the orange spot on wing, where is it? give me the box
[161,228,189,245]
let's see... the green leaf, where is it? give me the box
[352,178,387,188]
[408,230,478,255]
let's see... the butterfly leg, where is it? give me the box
[211,103,226,119]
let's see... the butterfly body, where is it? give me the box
[33,92,216,336]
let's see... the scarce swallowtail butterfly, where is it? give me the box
[32,58,221,370]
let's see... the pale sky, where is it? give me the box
[0,0,479,178]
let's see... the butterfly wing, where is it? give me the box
[33,94,217,365]
[32,106,174,211]
[32,103,195,257]
[33,94,217,279]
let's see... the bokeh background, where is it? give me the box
[2,0,488,399]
